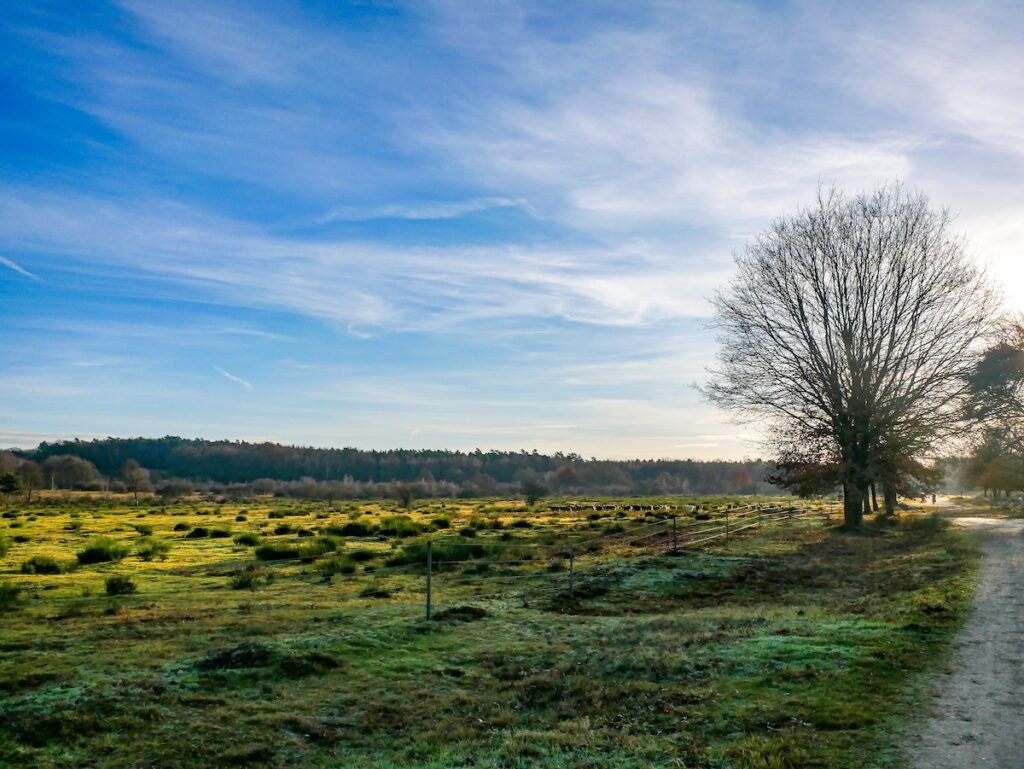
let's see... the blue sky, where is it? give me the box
[2,1,1023,458]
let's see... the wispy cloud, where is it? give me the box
[213,366,253,391]
[0,256,41,281]
[2,1,1023,458]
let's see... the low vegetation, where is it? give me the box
[0,492,977,768]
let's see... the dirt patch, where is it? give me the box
[906,517,1024,768]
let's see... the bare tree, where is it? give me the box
[14,460,43,502]
[122,460,152,506]
[707,185,998,527]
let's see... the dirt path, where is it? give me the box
[906,517,1024,769]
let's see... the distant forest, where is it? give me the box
[13,436,781,498]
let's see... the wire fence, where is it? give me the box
[8,501,839,614]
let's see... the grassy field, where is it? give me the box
[0,495,976,768]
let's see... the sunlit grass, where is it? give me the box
[0,494,974,768]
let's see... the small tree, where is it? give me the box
[122,460,151,506]
[14,461,42,502]
[393,483,418,509]
[521,479,548,506]
[0,473,18,498]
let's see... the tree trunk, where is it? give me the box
[843,483,864,528]
[871,483,879,511]
[883,483,896,516]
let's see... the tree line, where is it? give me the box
[0,437,779,500]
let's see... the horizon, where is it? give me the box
[2,433,768,464]
[3,2,1024,459]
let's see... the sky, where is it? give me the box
[1,1,1023,459]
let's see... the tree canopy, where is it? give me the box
[707,185,997,526]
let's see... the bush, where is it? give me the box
[234,532,262,547]
[235,514,247,522]
[318,556,356,577]
[209,528,232,539]
[173,522,190,532]
[0,535,10,559]
[230,569,260,590]
[21,556,64,575]
[510,519,533,529]
[185,527,209,539]
[387,540,488,567]
[105,575,137,595]
[273,523,294,535]
[255,544,300,561]
[317,535,341,551]
[325,520,377,537]
[132,524,154,536]
[0,581,22,610]
[77,537,130,565]
[379,515,422,538]
[347,548,377,562]
[137,538,171,561]
[430,517,451,529]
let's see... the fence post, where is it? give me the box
[425,539,432,621]
[568,548,575,599]
[725,508,730,540]
[672,516,677,553]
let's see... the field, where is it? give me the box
[0,495,976,768]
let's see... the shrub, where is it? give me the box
[255,544,300,561]
[347,548,377,562]
[317,535,341,551]
[318,556,356,577]
[430,517,451,530]
[510,519,533,529]
[458,526,477,537]
[185,527,209,539]
[234,532,262,547]
[0,581,22,610]
[235,514,247,522]
[137,538,171,561]
[67,520,84,533]
[21,556,64,575]
[0,535,10,559]
[12,535,29,543]
[173,522,190,532]
[387,540,488,566]
[299,536,340,558]
[378,514,421,536]
[231,569,260,590]
[132,524,154,536]
[77,537,130,565]
[273,523,294,535]
[209,528,232,539]
[105,575,137,595]
[327,520,376,537]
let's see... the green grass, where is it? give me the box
[0,494,976,768]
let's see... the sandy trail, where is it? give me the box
[907,517,1024,769]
